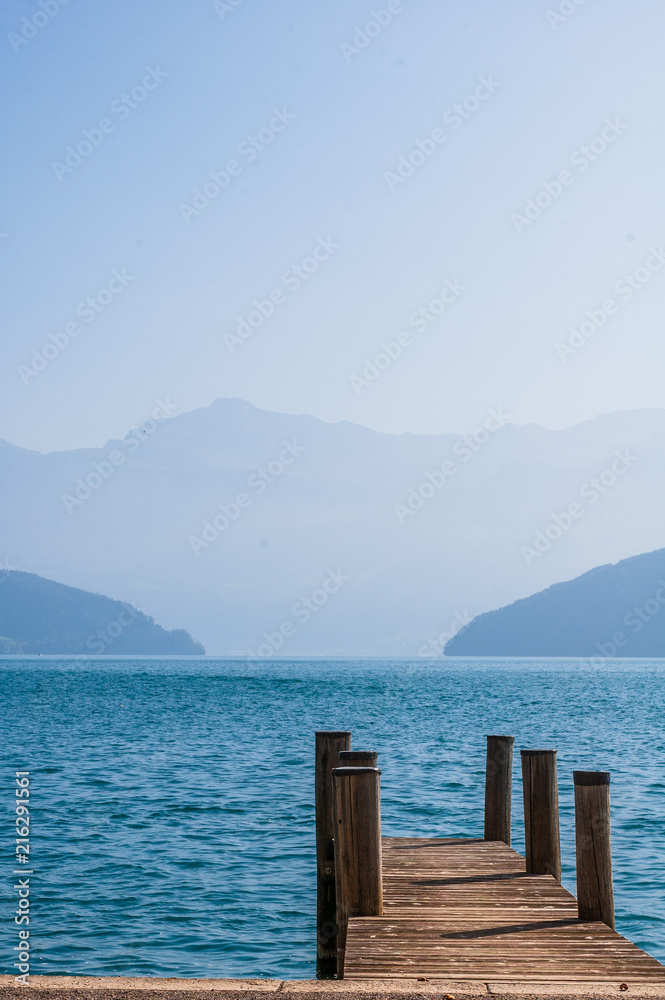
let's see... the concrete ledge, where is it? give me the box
[0,980,477,994]
[281,983,484,994]
[0,982,282,993]
[486,986,665,997]
[1,977,664,1000]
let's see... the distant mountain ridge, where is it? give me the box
[0,571,204,655]
[445,547,665,657]
[2,397,665,654]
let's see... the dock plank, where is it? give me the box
[343,837,665,982]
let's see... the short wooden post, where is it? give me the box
[339,750,378,766]
[333,766,383,979]
[574,771,615,929]
[521,749,561,881]
[484,735,514,844]
[315,731,351,977]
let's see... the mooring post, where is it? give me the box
[332,766,383,979]
[315,731,351,978]
[574,770,615,929]
[339,750,378,766]
[521,749,561,881]
[484,735,514,845]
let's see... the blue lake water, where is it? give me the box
[3,657,665,979]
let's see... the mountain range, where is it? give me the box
[2,397,665,655]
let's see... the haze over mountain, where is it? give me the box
[2,397,665,656]
[0,570,204,655]
[444,547,665,658]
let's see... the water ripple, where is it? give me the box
[1,656,664,978]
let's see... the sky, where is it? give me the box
[3,0,665,453]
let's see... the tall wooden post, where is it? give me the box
[333,766,383,979]
[484,735,514,845]
[339,750,377,766]
[521,749,561,881]
[574,771,615,929]
[315,731,351,977]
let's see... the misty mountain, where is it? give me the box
[2,397,665,655]
[0,570,204,655]
[444,547,665,657]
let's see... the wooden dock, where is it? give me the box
[344,836,665,982]
[316,733,665,987]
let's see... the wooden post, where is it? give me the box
[333,766,383,979]
[339,750,377,766]
[484,735,514,845]
[521,749,561,881]
[574,771,615,929]
[315,731,351,977]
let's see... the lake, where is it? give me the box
[3,656,664,978]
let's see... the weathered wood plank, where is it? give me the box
[343,837,665,982]
[315,730,351,976]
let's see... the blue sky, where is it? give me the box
[3,0,665,452]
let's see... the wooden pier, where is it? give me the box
[315,733,665,987]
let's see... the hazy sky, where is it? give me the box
[3,0,665,453]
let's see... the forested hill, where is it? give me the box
[0,571,205,655]
[445,547,665,657]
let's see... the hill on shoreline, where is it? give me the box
[445,547,665,657]
[0,571,205,655]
